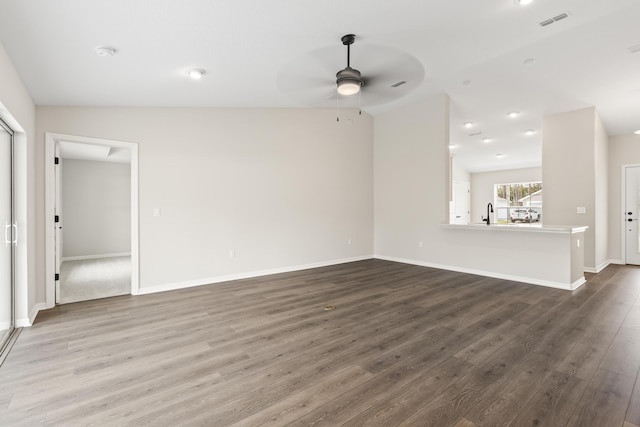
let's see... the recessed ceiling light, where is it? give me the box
[496,153,505,159]
[507,111,520,118]
[482,138,493,143]
[515,0,534,5]
[95,46,116,57]
[463,121,474,128]
[525,129,536,136]
[186,68,206,80]
[635,130,640,135]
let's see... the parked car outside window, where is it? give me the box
[510,208,541,223]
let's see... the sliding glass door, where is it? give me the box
[0,119,14,355]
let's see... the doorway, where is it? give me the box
[57,148,132,303]
[0,118,15,357]
[45,133,139,308]
[624,165,640,265]
[450,180,470,224]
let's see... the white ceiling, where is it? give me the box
[1,0,639,173]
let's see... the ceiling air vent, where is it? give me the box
[468,131,482,137]
[540,12,570,27]
[391,80,407,88]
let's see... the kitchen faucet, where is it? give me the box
[482,202,494,225]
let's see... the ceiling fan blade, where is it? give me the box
[277,38,425,108]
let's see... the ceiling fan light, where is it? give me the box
[337,80,361,96]
[336,66,363,96]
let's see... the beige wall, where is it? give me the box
[37,107,374,291]
[374,94,450,259]
[543,107,599,270]
[594,113,609,269]
[61,159,131,258]
[0,41,37,324]
[608,133,640,263]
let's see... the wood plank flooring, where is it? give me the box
[1,259,640,426]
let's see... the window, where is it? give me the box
[494,181,542,224]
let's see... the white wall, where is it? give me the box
[61,159,131,258]
[470,167,541,223]
[608,133,640,263]
[542,107,598,270]
[451,159,470,183]
[0,41,37,325]
[36,107,373,291]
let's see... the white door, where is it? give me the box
[625,166,640,265]
[451,181,470,224]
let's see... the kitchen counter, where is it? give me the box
[439,223,588,290]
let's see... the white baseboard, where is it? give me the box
[62,252,131,262]
[584,259,618,274]
[136,255,374,296]
[16,303,47,327]
[374,255,585,291]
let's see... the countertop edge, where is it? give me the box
[440,224,589,234]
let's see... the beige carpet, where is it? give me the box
[60,256,131,304]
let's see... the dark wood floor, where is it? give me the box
[1,259,640,426]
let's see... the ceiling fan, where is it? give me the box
[335,34,364,96]
[277,34,425,108]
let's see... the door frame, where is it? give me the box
[45,133,139,308]
[621,163,640,265]
[0,118,15,354]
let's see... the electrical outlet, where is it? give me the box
[577,207,586,214]
[347,238,352,245]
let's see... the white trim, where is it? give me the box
[45,133,140,307]
[584,259,613,274]
[61,252,131,262]
[374,255,586,291]
[16,302,47,327]
[137,256,373,295]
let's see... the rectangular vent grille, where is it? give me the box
[391,81,407,88]
[468,131,482,137]
[540,12,569,27]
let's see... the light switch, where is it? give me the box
[577,207,586,214]
[153,208,161,217]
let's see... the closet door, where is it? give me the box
[0,120,14,354]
